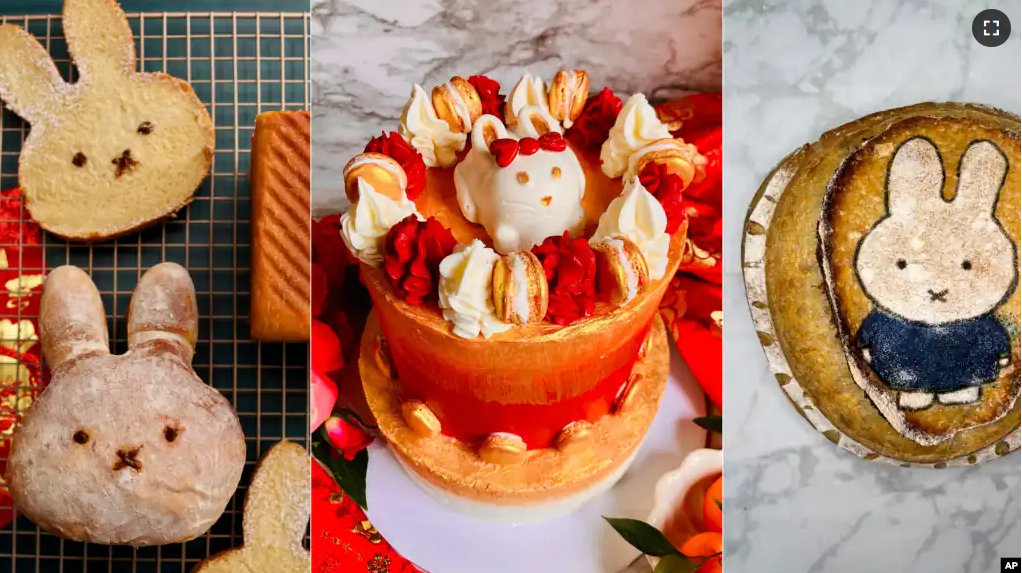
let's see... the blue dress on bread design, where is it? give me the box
[857,311,1010,393]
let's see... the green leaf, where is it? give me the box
[312,433,370,510]
[693,415,722,434]
[602,517,681,558]
[654,554,699,573]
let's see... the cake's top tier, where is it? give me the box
[338,70,706,340]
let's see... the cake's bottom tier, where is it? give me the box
[360,312,670,521]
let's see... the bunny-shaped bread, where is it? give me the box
[454,111,586,253]
[5,263,246,545]
[854,137,1017,410]
[0,0,214,241]
[192,441,310,573]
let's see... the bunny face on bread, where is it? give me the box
[855,138,1017,325]
[5,263,246,546]
[454,111,586,253]
[0,0,215,241]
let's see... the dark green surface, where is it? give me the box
[1,0,308,14]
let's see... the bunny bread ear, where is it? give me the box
[887,136,944,216]
[127,262,198,363]
[0,25,67,124]
[39,266,109,370]
[953,140,1008,215]
[63,0,136,81]
[241,441,311,553]
[471,114,510,152]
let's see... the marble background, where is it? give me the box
[309,0,721,216]
[723,1,1021,572]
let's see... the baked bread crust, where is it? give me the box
[0,0,215,241]
[191,441,310,573]
[743,103,1020,466]
[249,111,311,342]
[6,263,246,544]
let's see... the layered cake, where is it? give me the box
[339,70,706,519]
[743,103,1020,466]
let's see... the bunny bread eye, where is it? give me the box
[896,259,907,270]
[72,152,87,167]
[164,426,180,442]
[961,260,972,271]
[137,122,154,135]
[72,429,89,444]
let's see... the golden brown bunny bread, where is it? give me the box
[192,441,311,573]
[6,263,246,545]
[743,103,1020,466]
[0,0,214,240]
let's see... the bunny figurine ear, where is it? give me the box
[513,105,563,139]
[0,25,67,124]
[63,0,137,81]
[39,266,109,370]
[127,262,198,363]
[471,114,511,152]
[953,140,1008,215]
[887,136,945,216]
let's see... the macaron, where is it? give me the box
[343,152,408,204]
[548,69,589,128]
[626,138,706,187]
[432,76,483,133]
[491,250,549,325]
[592,237,649,307]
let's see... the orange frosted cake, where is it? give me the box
[339,71,706,520]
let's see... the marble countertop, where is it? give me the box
[309,0,721,216]
[723,0,1021,571]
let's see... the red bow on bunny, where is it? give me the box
[489,132,569,167]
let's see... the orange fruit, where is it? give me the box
[703,474,723,532]
[680,531,723,573]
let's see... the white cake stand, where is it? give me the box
[365,343,707,573]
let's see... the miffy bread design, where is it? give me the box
[6,263,246,545]
[192,441,311,573]
[0,0,215,241]
[819,116,1021,448]
[454,113,586,253]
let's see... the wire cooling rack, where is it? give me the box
[0,10,310,572]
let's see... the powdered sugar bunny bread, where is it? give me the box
[0,0,214,241]
[192,441,310,573]
[6,263,246,545]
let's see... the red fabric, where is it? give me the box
[0,188,47,530]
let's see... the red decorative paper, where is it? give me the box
[312,460,422,573]
[0,188,47,530]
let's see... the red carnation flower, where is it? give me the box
[468,75,506,119]
[364,131,427,201]
[383,215,458,304]
[531,232,597,325]
[639,162,687,235]
[565,88,623,155]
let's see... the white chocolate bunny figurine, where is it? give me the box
[0,0,214,241]
[6,263,246,545]
[855,137,1017,411]
[454,110,586,253]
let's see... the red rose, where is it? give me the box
[531,232,597,325]
[383,215,458,305]
[639,162,687,235]
[468,75,505,119]
[365,131,427,201]
[311,263,328,318]
[565,88,623,155]
[312,319,345,376]
[312,214,350,288]
[323,415,375,461]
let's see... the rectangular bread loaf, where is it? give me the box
[249,111,311,342]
